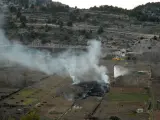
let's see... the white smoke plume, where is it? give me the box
[114,65,129,78]
[0,14,109,84]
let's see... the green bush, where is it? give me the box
[109,116,121,120]
[20,16,27,23]
[9,6,17,13]
[8,21,17,29]
[8,116,16,120]
[67,21,73,27]
[97,26,104,34]
[20,110,40,120]
[17,11,21,18]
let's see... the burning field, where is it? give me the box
[0,13,154,120]
[0,32,152,119]
[0,60,152,120]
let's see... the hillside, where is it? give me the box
[1,1,160,120]
[89,2,160,22]
[1,1,160,50]
[90,5,128,14]
[130,2,160,22]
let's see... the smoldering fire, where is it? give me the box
[0,13,110,100]
[0,13,109,86]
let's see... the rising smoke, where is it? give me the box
[114,65,129,78]
[0,14,109,84]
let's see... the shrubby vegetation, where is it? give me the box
[129,2,160,22]
[90,2,160,22]
[67,21,73,27]
[40,2,69,13]
[90,5,128,14]
[20,110,40,120]
[109,116,121,120]
[9,6,17,13]
[97,26,104,34]
[8,0,160,23]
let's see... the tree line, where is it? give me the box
[90,2,160,22]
